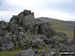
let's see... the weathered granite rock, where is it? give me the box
[7,23,25,34]
[0,21,6,26]
[0,21,8,36]
[0,21,8,30]
[40,23,56,36]
[34,22,56,37]
[57,43,72,51]
[10,10,35,32]
[32,39,44,48]
[57,32,68,39]
[0,29,6,36]
[44,36,58,44]
[0,32,15,51]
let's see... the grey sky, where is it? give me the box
[0,0,75,21]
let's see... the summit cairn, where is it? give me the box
[10,10,35,31]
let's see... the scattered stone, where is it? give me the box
[15,48,35,56]
[57,32,68,39]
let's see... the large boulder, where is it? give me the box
[0,21,6,27]
[44,36,58,44]
[39,23,56,37]
[57,32,68,39]
[32,39,44,48]
[56,32,68,43]
[0,21,8,30]
[33,22,56,36]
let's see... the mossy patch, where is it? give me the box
[0,49,22,56]
[56,28,73,38]
[56,35,66,42]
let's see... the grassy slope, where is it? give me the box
[51,21,74,38]
[52,21,74,38]
[37,17,74,38]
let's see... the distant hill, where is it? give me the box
[66,21,75,24]
[36,17,75,38]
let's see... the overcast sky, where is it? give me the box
[0,0,75,21]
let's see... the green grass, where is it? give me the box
[56,28,73,38]
[50,21,63,27]
[42,20,63,27]
[0,49,22,56]
[56,34,66,42]
[40,18,74,39]
[45,21,73,38]
[45,20,73,39]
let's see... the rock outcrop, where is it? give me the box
[10,10,35,32]
[0,10,74,56]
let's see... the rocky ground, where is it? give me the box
[0,10,75,56]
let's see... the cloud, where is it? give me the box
[0,11,18,21]
[0,0,75,21]
[0,10,75,21]
[34,10,75,21]
[44,0,74,13]
[0,0,74,12]
[2,0,42,9]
